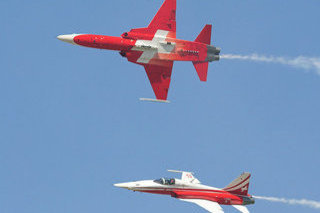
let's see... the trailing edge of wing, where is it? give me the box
[143,62,173,101]
[179,199,224,213]
[148,0,176,35]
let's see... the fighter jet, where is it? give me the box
[57,0,220,102]
[114,170,254,213]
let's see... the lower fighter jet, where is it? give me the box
[57,0,220,102]
[114,170,255,213]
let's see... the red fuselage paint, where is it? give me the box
[72,33,209,63]
[137,187,251,205]
[74,34,135,51]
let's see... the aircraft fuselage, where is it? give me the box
[57,31,220,66]
[114,179,254,206]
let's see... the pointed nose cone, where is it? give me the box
[57,34,80,45]
[114,182,131,189]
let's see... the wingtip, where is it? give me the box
[139,98,170,103]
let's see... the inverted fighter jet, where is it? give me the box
[57,0,220,102]
[114,170,254,213]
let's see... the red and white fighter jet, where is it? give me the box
[114,170,255,213]
[57,0,220,102]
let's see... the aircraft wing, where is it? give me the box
[168,170,201,184]
[124,51,173,101]
[148,0,176,35]
[232,205,250,213]
[179,199,224,213]
[128,0,176,38]
[143,61,173,101]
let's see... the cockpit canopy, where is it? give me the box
[154,178,175,185]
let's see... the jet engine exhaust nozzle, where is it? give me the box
[242,196,255,205]
[214,47,221,54]
[206,54,220,62]
[206,45,221,62]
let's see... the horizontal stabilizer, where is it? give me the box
[195,24,212,45]
[139,98,170,103]
[193,62,209,82]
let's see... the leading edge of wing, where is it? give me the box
[179,199,224,213]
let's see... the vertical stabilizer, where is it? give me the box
[223,173,251,196]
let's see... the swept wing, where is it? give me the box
[180,199,224,213]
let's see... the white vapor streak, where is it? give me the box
[253,195,320,210]
[220,54,320,75]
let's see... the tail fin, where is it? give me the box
[193,62,209,81]
[223,173,251,196]
[194,24,212,45]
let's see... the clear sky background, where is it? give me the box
[1,0,320,212]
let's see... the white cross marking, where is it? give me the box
[132,30,175,64]
[241,186,248,192]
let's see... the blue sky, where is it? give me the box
[1,0,320,212]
